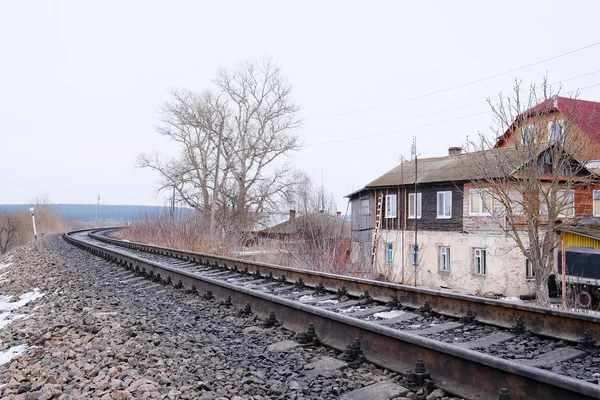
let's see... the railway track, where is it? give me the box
[64,228,600,400]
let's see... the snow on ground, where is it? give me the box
[298,295,315,302]
[337,306,366,313]
[0,312,27,330]
[0,255,13,270]
[499,296,525,304]
[0,345,27,366]
[0,289,44,311]
[317,299,338,305]
[373,310,405,319]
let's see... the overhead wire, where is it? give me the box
[305,69,600,138]
[307,41,600,122]
[306,81,600,146]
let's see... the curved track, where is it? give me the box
[64,228,600,400]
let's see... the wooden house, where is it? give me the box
[348,97,600,297]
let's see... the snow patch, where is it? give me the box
[0,289,44,311]
[337,306,366,313]
[298,295,315,302]
[373,310,405,319]
[0,344,27,365]
[0,312,26,330]
[317,299,338,305]
[499,296,524,304]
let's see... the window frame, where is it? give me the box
[436,191,452,219]
[525,258,535,280]
[474,248,487,276]
[439,246,450,272]
[408,192,422,219]
[593,190,600,217]
[548,119,564,141]
[359,198,370,216]
[469,188,492,216]
[385,243,393,265]
[385,194,397,219]
[557,189,575,217]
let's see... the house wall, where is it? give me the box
[399,182,464,231]
[375,229,533,297]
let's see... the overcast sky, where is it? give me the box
[2,1,600,211]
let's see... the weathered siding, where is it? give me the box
[398,182,464,231]
[562,231,600,249]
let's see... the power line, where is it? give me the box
[306,82,600,146]
[307,41,600,122]
[305,69,600,138]
[307,111,490,146]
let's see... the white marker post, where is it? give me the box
[29,207,37,240]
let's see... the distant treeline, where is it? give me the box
[0,204,191,222]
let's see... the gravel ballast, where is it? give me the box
[0,235,461,400]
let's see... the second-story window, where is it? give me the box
[469,188,492,216]
[385,194,397,218]
[360,198,370,215]
[526,259,535,280]
[437,191,452,219]
[408,193,422,219]
[557,189,575,217]
[548,120,564,141]
[594,190,600,217]
[522,124,536,144]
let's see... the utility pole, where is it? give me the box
[95,194,100,227]
[411,137,419,287]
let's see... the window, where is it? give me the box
[522,124,536,144]
[360,198,370,215]
[557,189,575,217]
[525,259,535,280]
[408,193,422,219]
[548,120,564,141]
[439,247,450,272]
[437,191,452,219]
[474,248,487,275]
[385,243,393,265]
[594,190,600,217]
[469,188,492,216]
[385,194,397,218]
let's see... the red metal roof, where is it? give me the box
[497,96,600,146]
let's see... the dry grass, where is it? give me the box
[117,211,242,257]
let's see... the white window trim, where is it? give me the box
[593,190,600,217]
[474,248,487,276]
[408,192,422,219]
[525,259,535,281]
[385,194,397,219]
[469,188,492,216]
[557,189,575,217]
[436,191,452,219]
[439,246,450,272]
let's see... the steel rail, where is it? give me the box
[88,228,600,343]
[64,228,600,400]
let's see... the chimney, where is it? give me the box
[336,211,342,218]
[289,210,296,221]
[448,146,463,156]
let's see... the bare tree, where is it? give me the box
[467,78,596,304]
[138,57,301,231]
[283,170,337,215]
[0,212,19,255]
